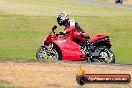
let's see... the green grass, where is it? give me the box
[0,85,14,88]
[0,0,132,64]
[0,80,19,88]
[0,85,18,88]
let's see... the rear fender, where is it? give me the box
[90,34,111,49]
[90,34,109,43]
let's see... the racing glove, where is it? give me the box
[59,31,65,35]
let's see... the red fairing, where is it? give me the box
[44,35,57,45]
[90,34,109,43]
[53,39,85,61]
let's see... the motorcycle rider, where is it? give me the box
[57,12,91,45]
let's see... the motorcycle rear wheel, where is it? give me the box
[99,47,115,63]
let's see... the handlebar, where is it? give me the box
[49,24,67,38]
[56,33,65,36]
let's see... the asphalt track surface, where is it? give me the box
[70,0,132,9]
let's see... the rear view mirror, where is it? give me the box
[52,24,57,32]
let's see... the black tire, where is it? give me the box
[99,47,115,63]
[52,45,62,60]
[36,46,47,60]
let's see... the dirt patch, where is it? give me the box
[0,61,132,88]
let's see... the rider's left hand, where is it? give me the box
[59,31,65,35]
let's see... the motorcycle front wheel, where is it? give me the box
[36,46,62,61]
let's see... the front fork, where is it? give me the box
[42,43,54,51]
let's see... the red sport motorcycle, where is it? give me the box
[36,25,115,63]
